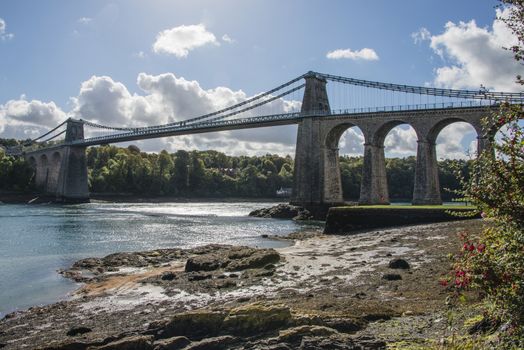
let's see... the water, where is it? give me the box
[0,201,319,317]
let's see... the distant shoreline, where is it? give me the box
[0,191,289,204]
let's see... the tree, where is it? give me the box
[173,150,190,194]
[498,0,524,84]
[447,2,524,344]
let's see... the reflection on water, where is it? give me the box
[0,201,320,316]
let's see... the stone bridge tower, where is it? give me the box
[291,72,337,208]
[26,119,89,202]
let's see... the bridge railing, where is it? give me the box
[329,100,497,116]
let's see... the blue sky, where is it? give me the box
[0,1,521,158]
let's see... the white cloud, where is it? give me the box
[411,27,431,44]
[326,48,379,61]
[133,51,147,59]
[0,72,302,155]
[0,18,14,41]
[77,17,92,25]
[384,125,418,157]
[435,122,477,160]
[427,7,522,92]
[339,128,365,156]
[0,97,67,140]
[0,97,66,127]
[221,34,235,44]
[66,73,300,155]
[152,24,219,58]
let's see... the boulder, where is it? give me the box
[249,204,312,220]
[87,335,154,350]
[382,273,402,281]
[223,303,292,336]
[185,255,222,272]
[388,258,410,270]
[184,336,237,350]
[157,311,227,340]
[66,326,92,337]
[153,336,190,350]
[225,249,280,271]
[276,325,339,343]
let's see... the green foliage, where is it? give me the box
[340,155,467,201]
[0,150,34,192]
[498,0,524,85]
[85,145,296,198]
[446,104,524,346]
[82,146,467,199]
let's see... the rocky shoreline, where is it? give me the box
[0,220,484,349]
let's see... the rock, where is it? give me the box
[66,326,92,336]
[299,337,354,349]
[321,318,363,333]
[185,255,222,272]
[153,336,190,350]
[277,325,339,343]
[225,249,280,271]
[388,258,410,270]
[350,335,387,349]
[87,335,154,350]
[260,344,292,350]
[223,303,292,336]
[161,272,176,281]
[382,273,402,281]
[467,317,500,335]
[157,311,227,339]
[184,336,237,350]
[187,272,212,281]
[249,204,311,220]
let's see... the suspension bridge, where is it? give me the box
[14,71,524,206]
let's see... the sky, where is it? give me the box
[0,0,522,159]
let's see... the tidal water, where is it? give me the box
[0,201,319,317]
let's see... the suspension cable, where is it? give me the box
[197,84,305,125]
[79,119,136,132]
[30,120,68,143]
[316,72,524,102]
[138,74,307,131]
[41,129,66,143]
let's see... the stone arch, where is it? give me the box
[40,154,48,167]
[427,118,481,144]
[37,154,50,192]
[371,120,420,147]
[28,156,37,168]
[52,151,61,165]
[361,120,420,204]
[427,117,481,157]
[323,123,366,202]
[324,123,366,149]
[47,152,63,193]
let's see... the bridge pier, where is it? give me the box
[26,119,89,203]
[412,140,441,205]
[359,143,389,205]
[291,72,344,209]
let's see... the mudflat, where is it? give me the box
[0,219,483,349]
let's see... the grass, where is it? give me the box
[338,205,476,210]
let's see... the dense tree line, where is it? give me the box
[86,145,468,200]
[0,141,470,200]
[0,148,35,192]
[86,145,294,198]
